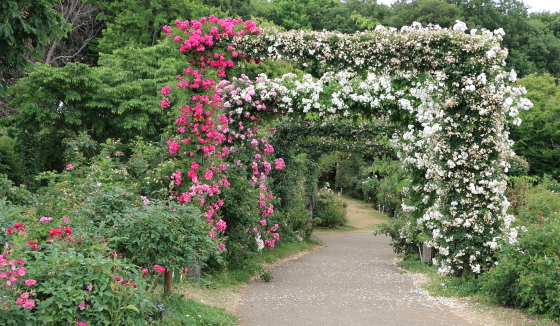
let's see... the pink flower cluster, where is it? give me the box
[163,16,259,77]
[171,170,182,186]
[114,275,137,289]
[0,254,36,309]
[162,16,283,248]
[6,222,26,235]
[217,75,285,113]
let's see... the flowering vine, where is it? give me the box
[161,15,284,253]
[182,19,532,275]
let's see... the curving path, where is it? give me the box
[237,196,489,326]
[237,233,476,326]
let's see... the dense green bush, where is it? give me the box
[270,153,315,238]
[0,174,31,205]
[515,175,560,225]
[360,159,407,217]
[104,202,217,272]
[0,133,19,182]
[374,216,420,258]
[1,241,157,326]
[313,187,348,228]
[482,224,560,319]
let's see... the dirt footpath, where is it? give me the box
[237,233,478,326]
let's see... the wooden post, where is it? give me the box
[421,242,432,264]
[540,211,543,227]
[164,270,172,294]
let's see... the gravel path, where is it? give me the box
[237,233,476,326]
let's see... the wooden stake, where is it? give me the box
[540,211,543,227]
[164,270,172,294]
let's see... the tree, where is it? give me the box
[202,0,255,19]
[42,0,105,67]
[91,0,220,54]
[385,0,463,28]
[7,42,192,173]
[0,0,70,93]
[252,0,312,30]
[512,73,560,178]
[10,42,189,141]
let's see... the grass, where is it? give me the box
[152,293,239,326]
[314,195,391,234]
[396,259,560,326]
[255,237,323,264]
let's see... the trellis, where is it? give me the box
[219,21,532,274]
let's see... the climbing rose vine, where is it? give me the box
[164,19,532,275]
[161,16,283,251]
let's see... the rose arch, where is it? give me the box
[162,18,532,275]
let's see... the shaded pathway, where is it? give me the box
[237,233,475,326]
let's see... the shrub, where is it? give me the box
[374,216,420,259]
[1,241,157,326]
[314,187,347,228]
[515,176,560,226]
[0,198,27,245]
[482,224,560,319]
[103,202,218,273]
[0,174,32,205]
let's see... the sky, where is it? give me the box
[376,0,560,13]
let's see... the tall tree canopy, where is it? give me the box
[0,0,70,93]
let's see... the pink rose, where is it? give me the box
[22,299,35,309]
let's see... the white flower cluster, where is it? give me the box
[228,21,532,275]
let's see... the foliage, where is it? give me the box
[103,202,217,272]
[9,42,187,143]
[0,0,70,92]
[481,223,560,320]
[252,0,391,34]
[0,131,19,182]
[268,153,314,239]
[512,73,560,178]
[154,294,238,325]
[15,131,42,191]
[0,198,27,245]
[387,0,464,29]
[365,158,408,217]
[16,135,218,276]
[0,239,157,325]
[374,217,419,259]
[313,187,348,228]
[6,42,192,179]
[91,0,220,54]
[333,154,364,198]
[515,176,560,226]
[0,174,31,206]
